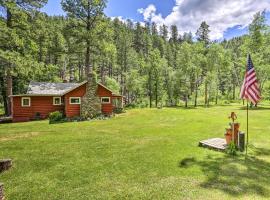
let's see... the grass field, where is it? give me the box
[1,105,270,199]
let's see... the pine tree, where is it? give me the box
[0,0,48,115]
[61,0,107,77]
[196,21,210,45]
[170,25,179,43]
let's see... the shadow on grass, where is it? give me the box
[179,147,270,197]
[238,106,270,110]
[165,104,237,110]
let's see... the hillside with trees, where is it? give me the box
[1,1,270,115]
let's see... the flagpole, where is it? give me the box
[245,53,249,157]
[246,101,249,156]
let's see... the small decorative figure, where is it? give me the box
[229,112,237,123]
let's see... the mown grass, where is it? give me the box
[0,105,270,199]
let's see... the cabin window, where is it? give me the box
[70,97,81,105]
[21,97,31,107]
[101,97,111,104]
[53,97,62,105]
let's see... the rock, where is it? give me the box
[0,183,3,200]
[0,159,12,173]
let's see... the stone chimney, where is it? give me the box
[81,72,101,119]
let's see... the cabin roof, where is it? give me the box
[27,81,83,96]
[10,81,123,97]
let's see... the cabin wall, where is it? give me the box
[12,96,64,122]
[97,85,114,114]
[64,84,86,118]
[64,84,114,117]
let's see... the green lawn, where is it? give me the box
[1,105,270,199]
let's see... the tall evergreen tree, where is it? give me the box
[0,0,48,115]
[196,21,210,45]
[61,0,107,77]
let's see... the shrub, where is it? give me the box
[113,107,125,114]
[125,103,137,109]
[226,142,238,156]
[49,111,63,124]
[70,116,86,122]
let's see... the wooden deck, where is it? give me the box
[199,138,227,151]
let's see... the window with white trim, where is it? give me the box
[101,97,111,104]
[21,97,31,107]
[53,97,62,105]
[70,97,81,105]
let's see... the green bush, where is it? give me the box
[226,142,238,156]
[49,111,64,124]
[113,107,125,114]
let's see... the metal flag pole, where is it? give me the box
[245,54,249,157]
[246,101,249,156]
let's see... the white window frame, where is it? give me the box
[69,97,81,105]
[21,97,31,107]
[53,97,62,106]
[101,97,111,104]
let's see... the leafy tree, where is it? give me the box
[249,11,266,52]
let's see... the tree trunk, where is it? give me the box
[6,68,12,116]
[100,60,105,84]
[215,88,218,105]
[149,71,152,108]
[204,82,208,106]
[120,64,124,95]
[149,94,152,108]
[232,83,236,100]
[69,63,75,83]
[0,75,8,115]
[5,8,12,116]
[194,84,198,107]
[85,41,91,78]
[155,80,158,107]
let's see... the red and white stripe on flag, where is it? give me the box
[240,55,261,104]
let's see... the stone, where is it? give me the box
[0,159,12,173]
[81,73,102,119]
[0,183,4,200]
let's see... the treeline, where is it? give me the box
[1,1,270,115]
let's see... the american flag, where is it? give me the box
[240,54,261,104]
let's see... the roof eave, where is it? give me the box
[10,94,63,97]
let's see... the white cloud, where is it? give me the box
[137,4,158,21]
[138,0,270,40]
[110,16,127,23]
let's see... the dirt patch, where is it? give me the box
[0,132,42,142]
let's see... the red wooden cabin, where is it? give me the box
[10,81,124,122]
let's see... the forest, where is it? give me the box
[1,0,270,116]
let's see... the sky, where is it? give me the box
[41,0,270,40]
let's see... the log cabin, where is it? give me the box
[10,81,124,122]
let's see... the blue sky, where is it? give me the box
[41,0,270,40]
